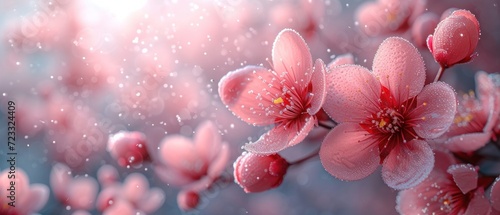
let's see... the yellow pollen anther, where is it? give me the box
[273,97,284,104]
[443,199,450,206]
[378,119,387,128]
[454,114,473,124]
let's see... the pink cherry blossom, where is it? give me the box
[218,28,326,155]
[233,152,289,193]
[50,163,98,210]
[397,151,491,215]
[427,9,480,68]
[355,0,426,36]
[155,120,229,190]
[107,131,151,168]
[96,171,165,214]
[436,71,500,152]
[0,168,49,215]
[320,37,457,189]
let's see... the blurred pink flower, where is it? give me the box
[411,12,439,48]
[427,9,480,68]
[397,151,491,215]
[320,37,457,189]
[107,131,151,168]
[50,163,98,210]
[218,29,326,154]
[436,71,500,152]
[355,0,426,36]
[96,171,165,214]
[155,120,229,190]
[233,152,289,193]
[97,164,119,188]
[0,169,49,215]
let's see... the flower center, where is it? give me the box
[370,108,404,134]
[359,85,422,162]
[273,83,313,124]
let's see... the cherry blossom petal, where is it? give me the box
[97,165,119,187]
[159,135,203,173]
[244,116,315,154]
[323,65,380,123]
[272,29,313,89]
[447,164,478,194]
[103,198,136,215]
[476,72,500,132]
[288,115,316,146]
[307,59,326,115]
[355,2,389,36]
[50,163,72,200]
[153,165,194,186]
[195,120,221,162]
[95,185,119,212]
[382,139,434,190]
[138,188,165,213]
[327,53,354,70]
[24,184,49,213]
[320,123,380,181]
[444,132,492,152]
[433,149,457,174]
[452,10,480,30]
[67,177,98,210]
[123,173,149,203]
[490,177,500,211]
[409,81,457,139]
[208,143,229,178]
[218,66,279,126]
[426,34,434,53]
[464,188,491,215]
[395,168,449,214]
[476,71,494,107]
[243,127,291,155]
[372,37,425,104]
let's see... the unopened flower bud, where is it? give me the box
[107,131,151,167]
[177,190,200,211]
[427,9,480,68]
[233,152,289,193]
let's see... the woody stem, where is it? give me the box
[289,148,320,166]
